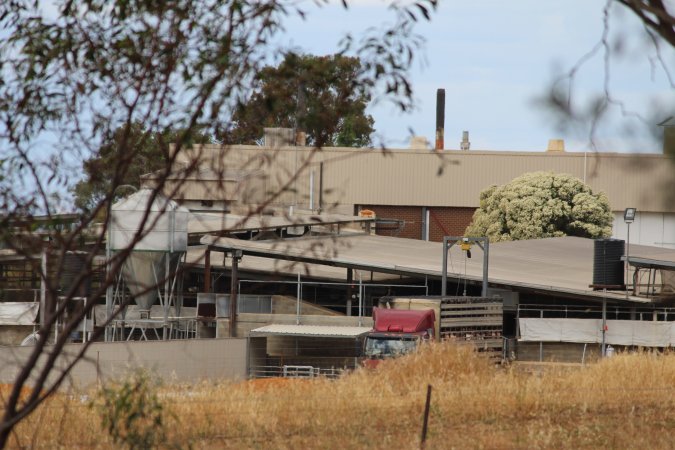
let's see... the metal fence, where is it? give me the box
[249,365,345,379]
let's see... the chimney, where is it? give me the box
[295,131,306,147]
[546,139,565,152]
[460,131,470,150]
[658,116,675,155]
[435,89,445,151]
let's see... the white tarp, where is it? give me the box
[519,318,675,347]
[0,302,39,326]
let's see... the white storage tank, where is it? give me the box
[109,189,189,311]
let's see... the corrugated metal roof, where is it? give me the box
[250,324,371,338]
[188,211,372,235]
[185,246,399,281]
[202,234,671,304]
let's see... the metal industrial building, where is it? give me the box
[2,135,674,382]
[143,139,675,247]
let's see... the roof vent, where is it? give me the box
[264,128,295,147]
[409,136,429,149]
[547,139,565,152]
[460,131,470,150]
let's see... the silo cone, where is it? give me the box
[121,251,183,314]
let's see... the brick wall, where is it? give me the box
[361,205,422,239]
[427,207,476,241]
[359,205,477,242]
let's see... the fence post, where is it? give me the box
[420,384,432,449]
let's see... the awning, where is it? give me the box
[250,324,371,338]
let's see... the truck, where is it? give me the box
[362,296,503,367]
[362,307,436,367]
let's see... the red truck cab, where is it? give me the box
[362,307,436,368]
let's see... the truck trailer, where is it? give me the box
[362,296,503,366]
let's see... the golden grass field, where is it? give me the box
[4,343,675,449]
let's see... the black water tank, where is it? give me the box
[592,239,625,288]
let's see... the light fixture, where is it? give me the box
[624,208,636,223]
[624,207,636,299]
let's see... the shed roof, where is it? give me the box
[188,211,372,235]
[201,234,673,304]
[250,324,371,338]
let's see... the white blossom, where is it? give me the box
[465,172,613,242]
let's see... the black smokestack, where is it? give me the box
[435,88,445,151]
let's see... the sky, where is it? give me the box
[278,0,675,152]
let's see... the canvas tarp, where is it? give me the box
[519,318,675,347]
[0,302,39,326]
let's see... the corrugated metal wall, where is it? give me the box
[162,145,675,213]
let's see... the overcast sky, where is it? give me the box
[280,1,675,152]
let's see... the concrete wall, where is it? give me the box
[271,296,342,315]
[517,341,601,363]
[0,338,247,390]
[0,325,35,346]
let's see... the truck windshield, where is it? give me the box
[364,336,420,358]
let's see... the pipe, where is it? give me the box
[296,272,301,325]
[318,162,324,214]
[309,170,315,210]
[358,272,363,327]
[435,89,445,151]
[230,253,239,337]
[441,237,449,297]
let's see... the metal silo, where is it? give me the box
[106,189,189,339]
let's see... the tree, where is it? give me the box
[617,1,675,48]
[465,172,613,242]
[223,53,375,147]
[72,123,214,212]
[546,2,675,150]
[0,0,437,445]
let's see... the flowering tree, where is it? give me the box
[465,172,613,242]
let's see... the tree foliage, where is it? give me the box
[465,172,613,242]
[72,123,214,212]
[223,53,375,147]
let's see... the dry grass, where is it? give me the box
[5,343,675,449]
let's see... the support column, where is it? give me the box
[229,252,241,338]
[601,294,607,357]
[346,268,353,316]
[441,237,449,297]
[204,248,211,293]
